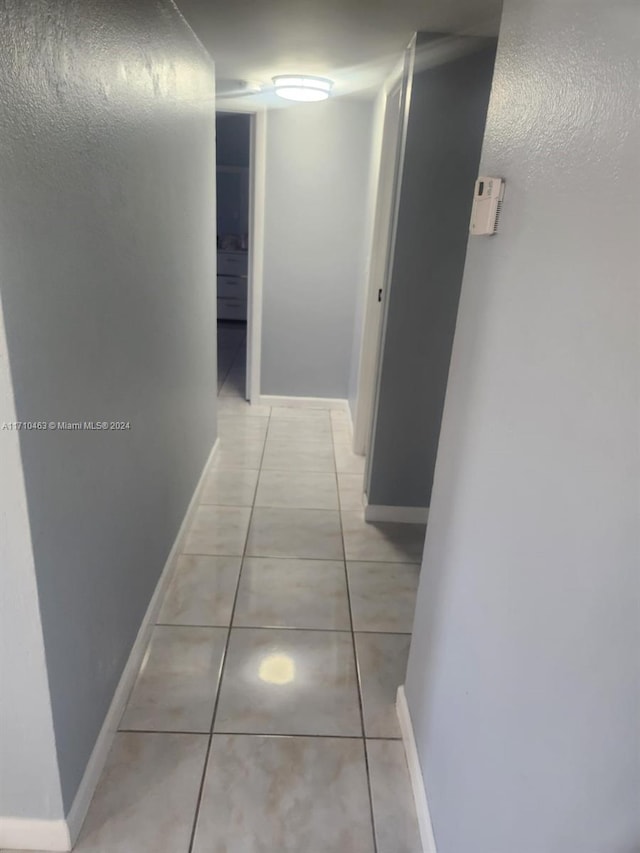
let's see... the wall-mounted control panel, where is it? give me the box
[470,177,505,235]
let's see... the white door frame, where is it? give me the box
[364,38,416,492]
[246,109,266,404]
[216,106,267,404]
[352,39,416,457]
[352,69,402,453]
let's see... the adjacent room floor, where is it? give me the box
[8,344,427,853]
[217,321,247,398]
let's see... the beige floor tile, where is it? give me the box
[233,558,349,629]
[217,415,269,441]
[341,511,425,563]
[355,632,411,738]
[338,472,365,510]
[270,406,331,422]
[246,508,343,560]
[70,733,207,852]
[157,555,240,626]
[210,436,265,470]
[119,626,226,732]
[200,467,259,506]
[217,398,271,417]
[347,562,420,632]
[214,628,361,736]
[255,469,339,509]
[334,445,366,474]
[192,735,375,853]
[367,739,423,853]
[183,505,251,556]
[267,418,332,442]
[262,440,335,473]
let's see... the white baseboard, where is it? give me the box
[64,438,219,847]
[364,497,429,524]
[396,686,437,853]
[259,395,349,412]
[0,817,71,851]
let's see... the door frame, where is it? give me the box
[215,107,267,404]
[246,109,266,404]
[352,38,416,458]
[364,37,416,493]
[352,66,403,453]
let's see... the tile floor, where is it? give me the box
[5,327,427,853]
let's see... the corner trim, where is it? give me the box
[65,438,219,846]
[396,686,437,853]
[364,497,429,524]
[259,395,349,412]
[0,818,70,851]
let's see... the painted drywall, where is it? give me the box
[0,301,64,821]
[367,36,497,508]
[405,1,640,851]
[0,0,217,816]
[261,97,374,398]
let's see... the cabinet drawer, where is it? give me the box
[218,252,248,276]
[217,275,247,300]
[217,296,247,321]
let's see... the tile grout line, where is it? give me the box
[186,400,272,853]
[331,414,379,853]
[155,622,412,635]
[117,728,403,741]
[180,548,419,565]
[183,356,247,851]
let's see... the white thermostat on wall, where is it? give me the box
[470,177,505,235]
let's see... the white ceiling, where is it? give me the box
[175,0,503,108]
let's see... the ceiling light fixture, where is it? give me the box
[272,75,333,102]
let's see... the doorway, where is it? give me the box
[215,109,266,405]
[216,112,251,400]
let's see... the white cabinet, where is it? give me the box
[217,252,248,321]
[218,252,248,276]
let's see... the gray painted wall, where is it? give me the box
[405,1,640,851]
[0,0,218,815]
[262,98,373,398]
[367,36,496,508]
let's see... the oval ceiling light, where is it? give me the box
[272,75,333,102]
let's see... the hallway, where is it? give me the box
[26,381,426,851]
